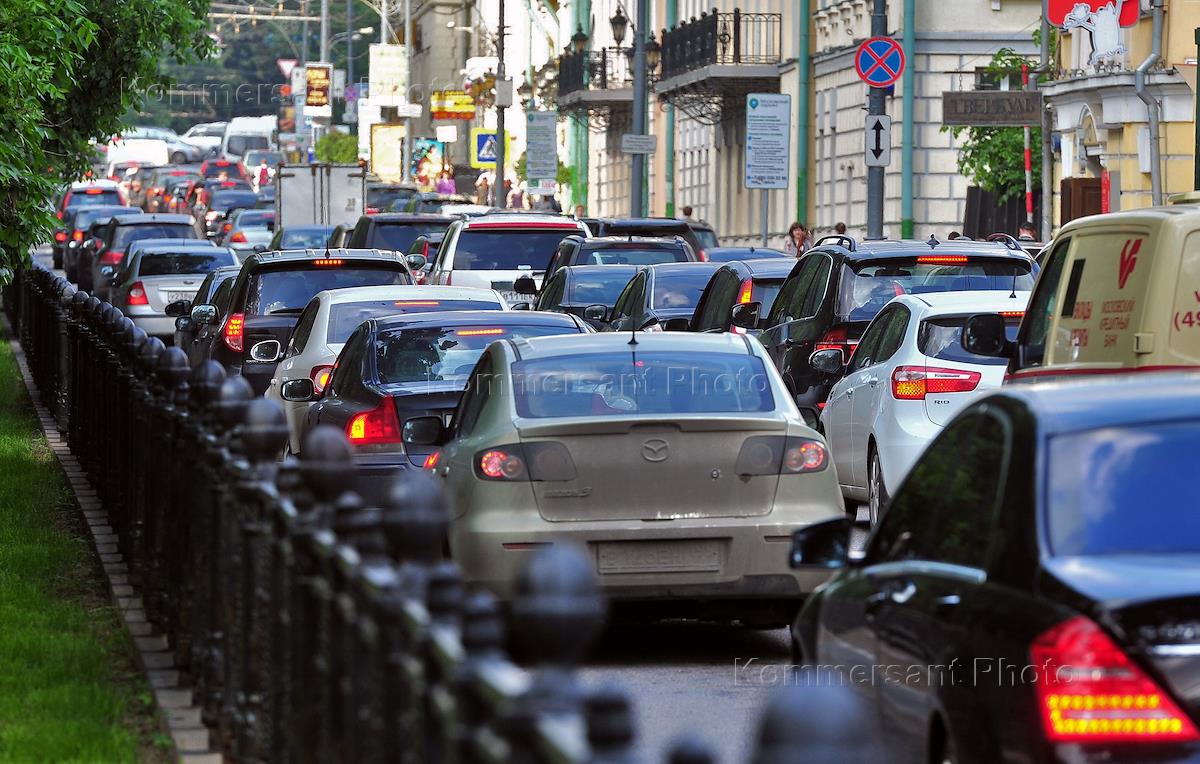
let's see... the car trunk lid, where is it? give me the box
[379,380,466,465]
[517,415,785,522]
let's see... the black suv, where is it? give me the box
[334,213,453,253]
[581,218,718,258]
[689,257,796,335]
[758,235,1037,425]
[543,235,696,283]
[188,249,414,394]
[82,213,197,296]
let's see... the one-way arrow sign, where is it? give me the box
[864,115,892,168]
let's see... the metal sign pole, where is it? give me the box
[866,0,887,240]
[630,0,648,217]
[761,190,769,247]
[402,0,412,182]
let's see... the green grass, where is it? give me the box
[0,333,163,763]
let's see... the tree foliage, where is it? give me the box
[0,0,210,271]
[513,151,573,187]
[315,131,359,163]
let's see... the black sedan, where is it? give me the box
[789,374,1200,763]
[534,264,643,329]
[288,311,590,503]
[601,261,720,332]
[689,257,794,335]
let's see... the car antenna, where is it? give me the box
[1009,268,1018,299]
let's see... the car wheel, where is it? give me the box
[868,450,888,527]
[171,151,187,164]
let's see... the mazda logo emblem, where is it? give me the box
[642,438,670,462]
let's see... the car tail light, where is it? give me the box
[126,282,149,306]
[738,278,754,304]
[72,230,83,243]
[222,312,245,352]
[891,366,981,400]
[229,231,247,243]
[222,222,233,233]
[423,451,441,470]
[313,258,343,266]
[365,206,379,215]
[736,436,829,476]
[205,211,221,221]
[455,328,505,336]
[473,442,576,481]
[916,255,969,264]
[54,230,68,243]
[814,326,859,363]
[100,250,123,265]
[56,209,65,220]
[999,311,1025,319]
[476,448,527,481]
[697,249,708,262]
[1031,616,1200,743]
[310,364,334,394]
[84,188,105,195]
[346,396,401,446]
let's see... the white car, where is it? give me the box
[427,213,586,303]
[267,285,509,453]
[816,290,1031,524]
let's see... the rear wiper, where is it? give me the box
[266,307,305,315]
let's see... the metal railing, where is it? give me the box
[557,48,635,98]
[660,8,783,80]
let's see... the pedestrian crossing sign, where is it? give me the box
[470,128,510,169]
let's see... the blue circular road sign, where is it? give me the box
[855,36,905,88]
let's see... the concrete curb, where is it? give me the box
[6,323,224,764]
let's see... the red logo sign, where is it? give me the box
[1118,239,1141,289]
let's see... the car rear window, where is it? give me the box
[281,228,334,248]
[512,351,775,418]
[650,271,716,310]
[692,229,720,250]
[579,247,690,266]
[367,186,419,210]
[246,264,410,315]
[69,189,123,208]
[918,315,1021,366]
[754,280,785,317]
[235,211,274,229]
[227,135,269,155]
[137,250,236,276]
[369,222,448,252]
[453,229,578,271]
[327,299,502,342]
[202,162,240,178]
[1047,423,1200,555]
[838,258,1034,321]
[375,324,579,384]
[211,192,257,211]
[113,224,196,250]
[568,272,638,305]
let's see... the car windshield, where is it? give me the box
[113,224,196,250]
[281,228,334,248]
[918,316,1021,366]
[1047,423,1200,555]
[369,222,448,252]
[69,189,123,208]
[246,265,409,315]
[227,135,269,155]
[512,351,775,418]
[453,229,577,271]
[375,324,579,384]
[838,259,1035,321]
[137,250,236,276]
[211,192,257,211]
[580,247,689,266]
[326,299,502,343]
[567,272,638,306]
[367,186,419,209]
[650,271,716,310]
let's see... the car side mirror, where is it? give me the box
[100,265,116,279]
[191,304,218,325]
[661,317,692,332]
[513,275,538,296]
[405,253,427,271]
[253,244,267,253]
[808,348,846,377]
[583,304,609,322]
[280,378,316,402]
[508,301,531,311]
[962,313,1012,358]
[730,301,761,330]
[175,316,193,332]
[249,339,282,362]
[402,415,446,446]
[164,299,190,318]
[789,517,852,569]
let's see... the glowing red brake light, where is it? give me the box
[100,250,123,265]
[72,230,83,243]
[310,364,334,394]
[84,188,105,195]
[891,365,980,400]
[423,451,441,470]
[1031,616,1199,743]
[477,449,526,480]
[313,258,343,266]
[394,300,441,306]
[916,255,969,264]
[455,328,505,336]
[54,231,68,243]
[127,281,149,306]
[346,396,401,445]
[222,312,245,352]
[696,249,708,262]
[814,326,859,363]
[999,311,1025,318]
[783,439,827,473]
[737,278,754,305]
[229,231,247,243]
[365,206,379,215]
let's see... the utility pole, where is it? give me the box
[865,0,886,240]
[629,0,648,217]
[346,0,354,94]
[1195,28,1200,190]
[494,0,507,207]
[315,0,329,144]
[1041,14,1053,240]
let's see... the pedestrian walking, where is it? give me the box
[255,160,270,192]
[681,205,695,222]
[475,171,492,206]
[1018,220,1036,240]
[435,169,456,195]
[834,221,847,235]
[506,181,526,209]
[574,203,586,219]
[127,180,147,211]
[784,222,813,256]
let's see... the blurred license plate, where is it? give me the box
[167,291,195,302]
[500,291,524,304]
[596,540,721,574]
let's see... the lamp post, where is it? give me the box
[571,24,589,55]
[629,0,649,217]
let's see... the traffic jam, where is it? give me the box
[46,144,1200,761]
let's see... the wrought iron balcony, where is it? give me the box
[556,47,635,130]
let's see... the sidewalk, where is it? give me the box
[0,328,171,763]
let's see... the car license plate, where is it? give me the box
[500,291,525,304]
[167,291,195,303]
[596,540,722,574]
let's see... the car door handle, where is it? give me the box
[868,378,878,388]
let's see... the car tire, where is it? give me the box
[868,450,888,527]
[171,151,187,164]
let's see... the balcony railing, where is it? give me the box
[661,8,782,80]
[558,47,634,99]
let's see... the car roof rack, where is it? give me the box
[815,234,856,251]
[986,233,1023,252]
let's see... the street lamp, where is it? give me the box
[645,31,661,75]
[571,24,589,54]
[610,7,628,46]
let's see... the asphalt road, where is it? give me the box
[36,244,872,762]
